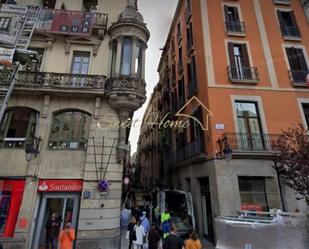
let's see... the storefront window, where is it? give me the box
[49,111,91,150]
[238,176,268,211]
[0,180,25,237]
[120,37,132,76]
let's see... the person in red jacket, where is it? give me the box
[59,222,75,249]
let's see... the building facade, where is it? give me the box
[0,0,149,248]
[137,0,309,243]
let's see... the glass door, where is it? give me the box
[32,193,79,249]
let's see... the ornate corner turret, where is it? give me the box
[106,0,149,163]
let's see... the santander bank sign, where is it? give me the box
[37,180,83,192]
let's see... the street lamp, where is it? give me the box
[217,133,233,161]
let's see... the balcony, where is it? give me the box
[4,71,107,94]
[288,70,309,86]
[227,66,259,83]
[280,25,301,40]
[169,138,205,166]
[225,21,246,36]
[0,138,26,149]
[224,133,280,154]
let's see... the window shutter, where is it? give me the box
[228,42,235,67]
[295,49,308,71]
[241,44,250,67]
[192,56,196,80]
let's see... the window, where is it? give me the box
[235,101,264,150]
[28,47,45,71]
[302,104,309,128]
[224,5,245,34]
[43,0,56,9]
[171,37,175,57]
[187,55,197,97]
[49,111,91,150]
[238,177,268,211]
[189,107,204,155]
[177,21,182,42]
[172,63,176,84]
[178,46,183,73]
[186,22,194,54]
[277,10,301,38]
[185,0,192,22]
[285,47,308,83]
[71,52,90,86]
[228,42,258,82]
[83,0,98,11]
[110,40,117,76]
[120,37,132,76]
[177,78,185,110]
[134,40,143,78]
[0,108,39,148]
[0,17,11,31]
[71,52,90,75]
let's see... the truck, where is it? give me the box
[156,189,195,238]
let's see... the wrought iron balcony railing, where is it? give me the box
[280,25,301,38]
[225,21,246,34]
[9,71,107,90]
[224,133,280,152]
[288,70,308,85]
[169,138,205,165]
[228,66,259,83]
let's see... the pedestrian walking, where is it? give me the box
[148,223,161,249]
[141,211,150,234]
[45,212,60,249]
[161,208,171,239]
[58,222,75,249]
[128,216,137,249]
[163,224,183,249]
[133,220,146,249]
[184,230,202,249]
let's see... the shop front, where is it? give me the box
[0,179,25,238]
[32,179,82,249]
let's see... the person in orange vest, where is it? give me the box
[58,222,75,249]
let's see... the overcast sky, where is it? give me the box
[128,0,178,155]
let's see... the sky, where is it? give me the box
[128,0,178,155]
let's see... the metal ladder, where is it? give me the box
[14,5,41,49]
[0,5,41,122]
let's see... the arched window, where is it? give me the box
[49,111,91,150]
[0,108,39,148]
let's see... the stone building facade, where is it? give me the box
[0,0,149,248]
[137,0,309,244]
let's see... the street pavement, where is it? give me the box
[120,228,215,249]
